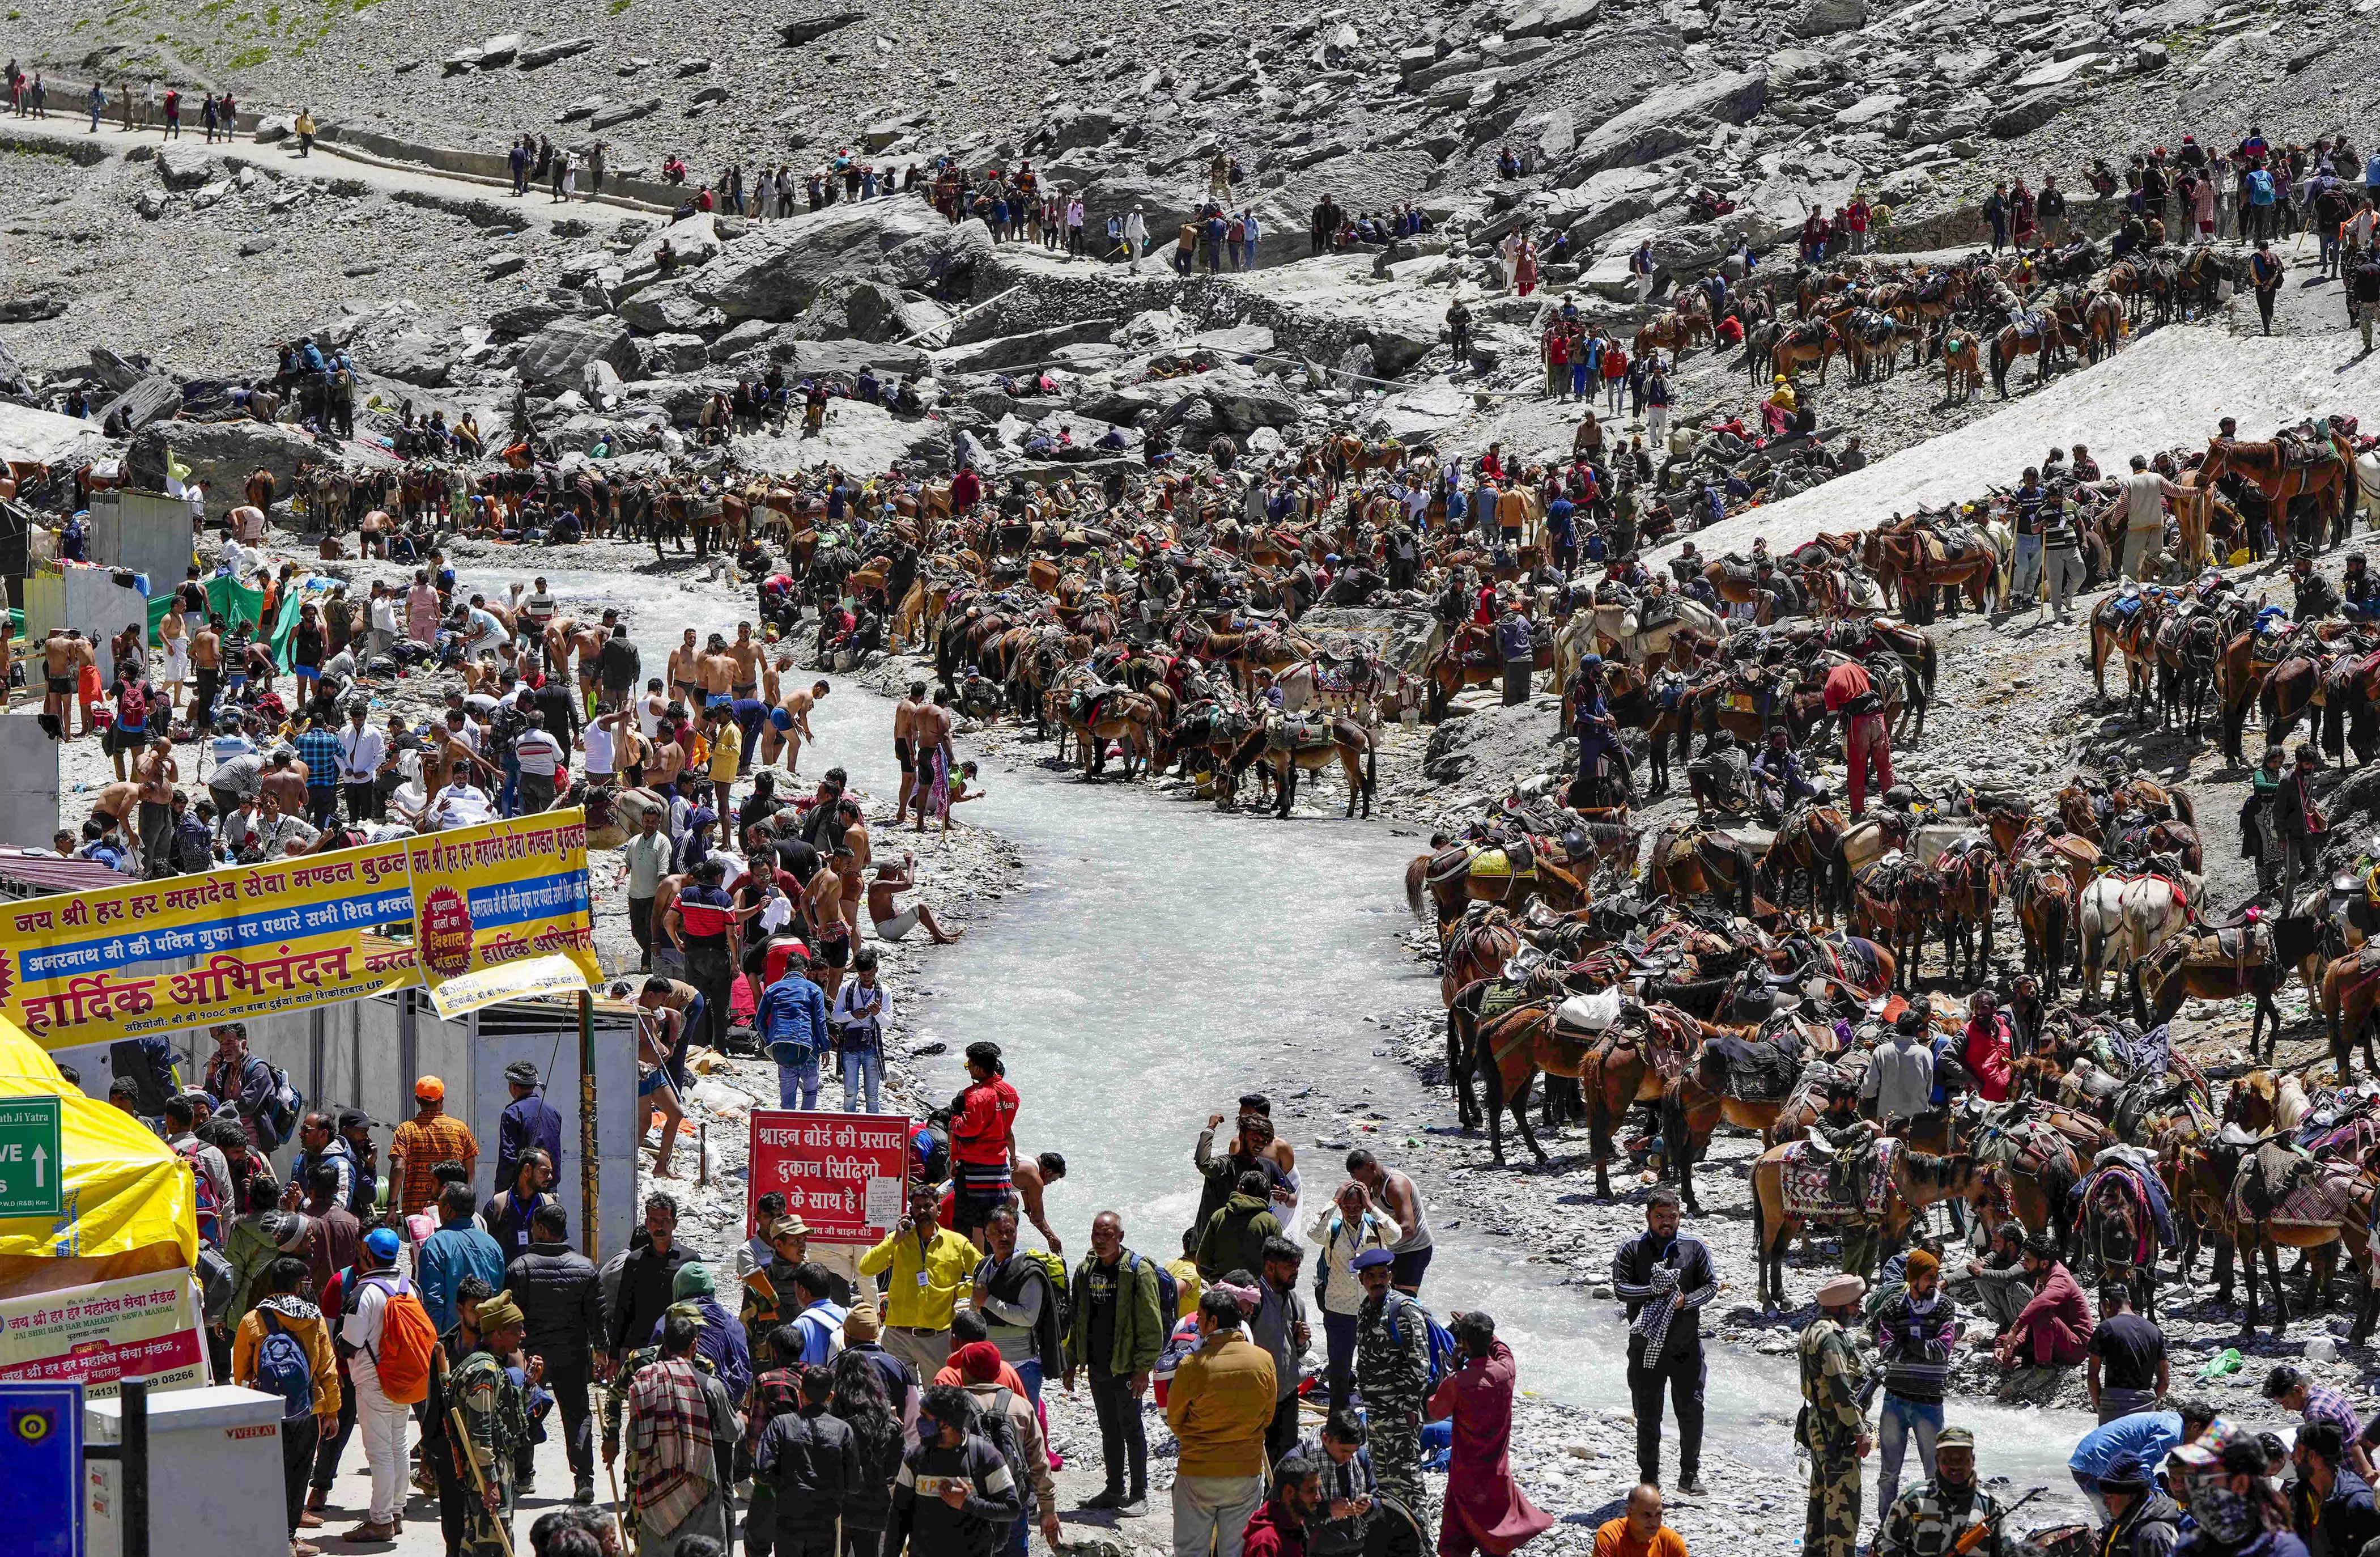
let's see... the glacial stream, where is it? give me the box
[516,564,2100,1513]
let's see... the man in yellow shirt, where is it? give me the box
[858,1182,978,1378]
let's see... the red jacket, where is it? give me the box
[1241,1500,1308,1557]
[1821,661,1873,714]
[2011,1260,2094,1365]
[1962,1014,2012,1102]
[951,1074,1019,1166]
[951,468,982,510]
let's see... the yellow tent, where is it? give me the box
[0,1017,197,1296]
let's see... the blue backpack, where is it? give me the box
[1383,1292,1460,1388]
[1121,1251,1180,1330]
[255,1309,313,1420]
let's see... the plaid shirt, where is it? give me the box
[2306,1384,2362,1442]
[294,727,343,790]
[392,1112,478,1216]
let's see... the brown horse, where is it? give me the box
[1749,1144,1990,1309]
[1476,1002,1699,1195]
[2322,946,2380,1079]
[1758,804,1848,920]
[2203,435,2350,551]
[245,467,277,514]
[1227,715,1376,819]
[2089,591,2164,715]
[1439,907,1523,1008]
[2182,1147,2380,1338]
[2010,858,2073,999]
[1851,858,1939,991]
[1770,321,1842,382]
[2140,919,2328,1062]
[1940,327,1985,402]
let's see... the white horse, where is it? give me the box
[1575,595,1726,669]
[2355,448,2380,530]
[2078,871,2199,1004]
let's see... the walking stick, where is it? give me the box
[604,1450,633,1553]
[447,1405,519,1557]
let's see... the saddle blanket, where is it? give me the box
[2229,1168,2346,1231]
[1779,1138,1897,1222]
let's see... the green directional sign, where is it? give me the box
[0,1098,62,1218]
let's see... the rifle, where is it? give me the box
[1953,1484,2047,1555]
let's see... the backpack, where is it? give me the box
[2249,170,2275,202]
[970,1386,1033,1526]
[258,1064,303,1149]
[196,1243,235,1325]
[175,1139,223,1246]
[911,1121,950,1185]
[1125,1251,1180,1331]
[1025,1249,1072,1333]
[1383,1292,1460,1389]
[255,1309,314,1420]
[361,1273,439,1405]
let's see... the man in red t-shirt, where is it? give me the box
[1822,660,1894,813]
[949,1040,1020,1245]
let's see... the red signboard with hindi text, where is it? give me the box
[746,1110,912,1242]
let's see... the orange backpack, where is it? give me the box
[361,1274,439,1405]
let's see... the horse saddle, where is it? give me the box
[1554,986,1625,1038]
[2206,923,2271,964]
[2277,433,2334,470]
[1268,712,1332,752]
[1639,596,1681,631]
[1702,1031,1801,1102]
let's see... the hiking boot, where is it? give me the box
[336,1522,394,1543]
[1117,1497,1148,1518]
[1678,1475,1708,1497]
[1081,1489,1123,1511]
[575,1480,597,1505]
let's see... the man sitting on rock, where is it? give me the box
[1995,1233,2092,1404]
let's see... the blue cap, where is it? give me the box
[1350,1248,1396,1270]
[364,1228,401,1261]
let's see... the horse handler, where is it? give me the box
[1822,660,1892,814]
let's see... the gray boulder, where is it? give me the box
[1792,0,1868,35]
[489,301,577,341]
[695,201,992,321]
[373,332,457,387]
[590,97,661,130]
[1566,71,1768,178]
[1421,697,1563,785]
[780,9,865,46]
[617,282,726,336]
[788,274,912,342]
[1505,0,1603,37]
[478,32,522,67]
[517,36,596,69]
[157,143,216,190]
[95,376,181,434]
[0,335,28,399]
[515,315,639,388]
[132,417,322,499]
[634,333,711,374]
[1990,87,2068,138]
[0,296,65,324]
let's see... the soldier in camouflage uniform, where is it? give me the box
[1800,1272,1874,1557]
[452,1291,534,1557]
[1353,1248,1433,1512]
[1873,1427,2016,1557]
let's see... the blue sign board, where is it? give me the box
[0,1379,84,1557]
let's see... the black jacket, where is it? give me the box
[507,1244,602,1368]
[595,637,640,690]
[1609,1229,1717,1359]
[755,1407,860,1531]
[609,1239,692,1356]
[2113,1492,2182,1557]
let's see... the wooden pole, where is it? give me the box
[579,990,599,1262]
